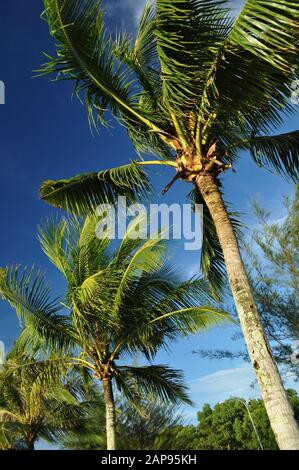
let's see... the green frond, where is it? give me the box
[0,350,88,448]
[249,130,299,182]
[117,365,192,406]
[112,301,231,362]
[198,0,299,148]
[113,223,167,315]
[0,266,75,352]
[155,0,232,113]
[38,217,69,275]
[40,0,175,158]
[40,162,152,215]
[41,1,155,130]
[229,0,299,71]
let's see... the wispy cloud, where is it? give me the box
[189,365,258,408]
[104,0,245,30]
[104,0,147,29]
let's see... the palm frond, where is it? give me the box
[117,365,192,405]
[41,1,159,130]
[38,217,69,275]
[155,0,232,112]
[0,266,75,351]
[113,222,167,314]
[40,162,152,215]
[229,0,299,71]
[249,130,299,182]
[198,0,299,149]
[113,303,231,362]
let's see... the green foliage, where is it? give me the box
[196,391,299,450]
[0,344,88,450]
[39,0,299,296]
[154,424,199,451]
[62,394,195,451]
[40,0,299,170]
[40,162,152,216]
[61,389,107,450]
[117,399,185,451]
[248,185,299,379]
[249,131,299,182]
[0,266,74,354]
[0,216,230,428]
[62,389,299,450]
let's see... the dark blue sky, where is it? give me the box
[0,1,298,418]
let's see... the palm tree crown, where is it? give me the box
[38,0,299,291]
[0,215,229,448]
[35,215,227,403]
[0,343,87,450]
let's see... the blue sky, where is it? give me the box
[0,0,298,436]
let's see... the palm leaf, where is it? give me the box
[198,0,299,151]
[40,162,152,215]
[229,0,299,71]
[0,266,75,351]
[41,1,160,131]
[249,130,299,182]
[116,365,192,405]
[155,0,232,112]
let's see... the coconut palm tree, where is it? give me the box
[0,343,87,450]
[37,0,299,448]
[0,216,228,449]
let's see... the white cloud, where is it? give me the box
[189,365,259,408]
[105,0,147,28]
[105,0,245,29]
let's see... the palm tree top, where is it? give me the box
[0,216,231,408]
[0,342,89,450]
[36,0,299,296]
[39,0,299,181]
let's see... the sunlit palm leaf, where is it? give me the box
[0,266,75,351]
[116,365,192,405]
[249,130,299,182]
[229,0,299,71]
[155,0,232,112]
[40,162,152,215]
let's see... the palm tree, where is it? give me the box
[0,216,228,449]
[37,0,299,448]
[61,388,107,450]
[0,343,87,450]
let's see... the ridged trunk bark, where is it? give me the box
[196,172,299,450]
[102,377,117,450]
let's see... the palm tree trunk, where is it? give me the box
[196,172,299,450]
[102,377,117,450]
[27,438,35,450]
